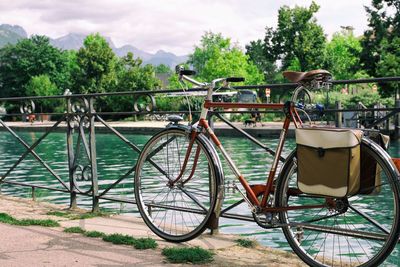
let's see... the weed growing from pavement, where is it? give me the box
[235,238,257,248]
[162,247,214,264]
[64,227,86,234]
[0,212,59,227]
[103,233,137,245]
[46,210,109,220]
[84,230,106,238]
[132,237,158,249]
[62,230,158,250]
[102,233,158,249]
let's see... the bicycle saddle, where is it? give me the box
[283,69,331,83]
[167,115,183,124]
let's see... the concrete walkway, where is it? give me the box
[0,195,305,267]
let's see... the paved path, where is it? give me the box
[0,195,304,267]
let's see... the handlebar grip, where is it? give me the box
[180,70,196,76]
[175,65,196,76]
[226,77,245,82]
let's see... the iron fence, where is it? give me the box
[0,76,399,227]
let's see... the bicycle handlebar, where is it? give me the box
[176,66,245,89]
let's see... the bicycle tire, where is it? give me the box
[275,139,400,266]
[134,127,221,242]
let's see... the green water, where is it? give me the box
[0,130,400,265]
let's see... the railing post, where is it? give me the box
[335,101,342,128]
[31,186,36,201]
[66,97,77,209]
[89,97,99,212]
[395,100,400,139]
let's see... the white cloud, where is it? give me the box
[0,0,372,55]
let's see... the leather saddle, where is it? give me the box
[283,69,331,83]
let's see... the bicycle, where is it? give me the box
[134,68,400,267]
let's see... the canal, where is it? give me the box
[0,130,399,265]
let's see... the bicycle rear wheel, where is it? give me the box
[134,127,220,242]
[275,140,400,266]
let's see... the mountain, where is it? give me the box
[0,24,186,68]
[147,50,188,68]
[50,33,116,50]
[0,24,27,47]
[114,44,153,61]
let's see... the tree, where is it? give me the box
[361,0,400,76]
[376,37,400,96]
[25,75,62,112]
[246,1,326,76]
[155,64,172,74]
[361,0,400,96]
[245,39,278,82]
[324,30,365,80]
[105,52,161,112]
[74,33,117,94]
[0,35,70,97]
[188,32,264,85]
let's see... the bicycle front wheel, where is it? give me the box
[275,141,400,267]
[134,128,219,242]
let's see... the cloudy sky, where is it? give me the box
[0,0,372,55]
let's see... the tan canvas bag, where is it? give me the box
[296,128,363,197]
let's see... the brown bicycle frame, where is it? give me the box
[171,101,325,212]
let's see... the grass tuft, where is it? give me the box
[84,230,106,238]
[235,238,257,248]
[46,210,109,220]
[0,212,59,227]
[64,227,86,234]
[0,213,18,224]
[102,233,136,245]
[17,219,60,227]
[132,237,158,250]
[162,247,214,264]
[46,211,69,217]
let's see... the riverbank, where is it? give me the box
[0,120,296,137]
[0,194,304,266]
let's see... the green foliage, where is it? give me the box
[188,32,264,85]
[46,210,108,220]
[246,39,278,82]
[104,52,161,113]
[0,212,59,227]
[64,227,86,234]
[84,231,106,238]
[0,35,70,98]
[314,87,392,109]
[102,234,157,249]
[361,0,400,96]
[155,64,172,74]
[74,33,117,94]
[102,233,137,245]
[162,246,214,264]
[235,238,257,248]
[376,37,400,96]
[249,1,325,76]
[25,75,61,112]
[132,237,158,250]
[324,31,363,80]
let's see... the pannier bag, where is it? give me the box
[359,132,389,194]
[296,128,363,197]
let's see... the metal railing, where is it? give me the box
[0,76,398,226]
